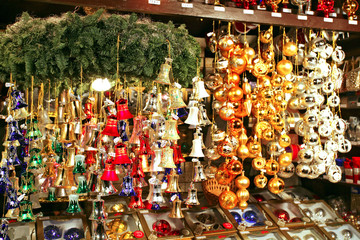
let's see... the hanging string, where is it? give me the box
[79,65,83,146]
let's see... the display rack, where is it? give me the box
[28,0,360,32]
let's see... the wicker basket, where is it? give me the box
[202,178,237,206]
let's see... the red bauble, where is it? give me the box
[289,217,302,223]
[152,220,171,235]
[273,209,290,222]
[252,194,266,202]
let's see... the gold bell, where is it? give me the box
[59,123,77,143]
[159,147,177,169]
[169,195,184,218]
[169,83,186,109]
[40,136,56,157]
[65,146,76,167]
[13,108,30,120]
[54,165,76,190]
[165,170,181,193]
[57,104,66,124]
[162,119,180,140]
[154,58,172,85]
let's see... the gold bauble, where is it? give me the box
[283,40,298,57]
[254,173,268,188]
[219,104,235,121]
[220,49,230,58]
[230,55,247,75]
[109,219,128,233]
[252,157,266,170]
[242,82,252,95]
[262,128,274,141]
[230,118,243,135]
[110,203,125,213]
[237,144,249,160]
[238,200,248,210]
[261,88,274,101]
[265,159,280,175]
[278,152,292,167]
[262,48,275,61]
[236,189,250,203]
[235,173,250,189]
[259,75,271,88]
[274,94,284,103]
[238,130,248,145]
[276,100,288,111]
[243,44,256,62]
[279,134,291,148]
[253,59,268,77]
[260,29,272,44]
[228,159,243,175]
[214,86,228,102]
[248,140,262,155]
[283,80,295,93]
[273,119,285,132]
[267,60,276,73]
[271,74,284,87]
[228,86,244,102]
[218,35,235,52]
[225,72,240,85]
[276,58,293,76]
[268,175,285,194]
[246,64,254,72]
[219,190,238,209]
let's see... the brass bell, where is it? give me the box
[169,83,186,109]
[162,119,180,140]
[154,58,172,85]
[13,108,30,120]
[40,136,56,157]
[65,147,76,167]
[159,147,176,169]
[165,170,181,193]
[169,195,184,218]
[59,123,77,143]
[54,165,76,190]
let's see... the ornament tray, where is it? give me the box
[101,213,146,240]
[102,195,134,216]
[319,223,360,240]
[260,200,314,228]
[296,200,344,226]
[8,221,36,240]
[137,210,194,240]
[277,186,317,202]
[249,189,281,203]
[183,206,236,238]
[239,229,288,240]
[281,226,330,239]
[221,203,277,232]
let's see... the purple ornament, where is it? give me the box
[176,164,182,175]
[7,145,21,166]
[11,90,28,110]
[151,203,161,210]
[6,188,19,210]
[242,210,258,224]
[118,121,129,142]
[119,175,136,196]
[0,219,10,240]
[170,193,182,202]
[162,168,172,183]
[44,225,61,240]
[63,228,84,240]
[7,121,23,141]
[177,108,188,118]
[0,167,11,194]
[230,212,242,224]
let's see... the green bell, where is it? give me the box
[66,194,82,214]
[25,119,42,141]
[76,175,89,194]
[19,172,36,194]
[52,136,63,155]
[47,187,57,201]
[18,200,35,222]
[28,148,43,169]
[73,155,86,174]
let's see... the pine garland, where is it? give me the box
[0,10,201,89]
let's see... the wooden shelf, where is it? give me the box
[27,0,360,32]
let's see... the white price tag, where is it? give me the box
[329,13,337,17]
[282,8,292,13]
[297,15,308,20]
[5,83,14,87]
[109,152,115,157]
[305,10,315,15]
[79,148,85,152]
[240,231,250,234]
[271,12,282,18]
[243,9,254,14]
[324,17,333,22]
[148,0,160,5]
[349,20,358,25]
[214,6,225,12]
[181,3,193,8]
[280,227,290,230]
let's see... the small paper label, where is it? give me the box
[240,231,250,234]
[298,15,308,20]
[139,210,149,214]
[5,115,13,123]
[280,227,290,230]
[324,17,333,22]
[243,9,254,14]
[349,20,358,25]
[79,148,85,152]
[305,10,315,15]
[171,113,179,120]
[170,195,178,202]
[282,8,292,13]
[318,223,326,227]
[18,194,26,201]
[329,13,337,17]
[294,200,301,204]
[148,0,160,5]
[181,3,193,8]
[271,12,282,18]
[5,83,14,87]
[109,153,115,157]
[214,6,225,12]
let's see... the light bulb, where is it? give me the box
[91,78,111,92]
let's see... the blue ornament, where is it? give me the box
[119,175,136,196]
[230,212,242,224]
[11,90,28,110]
[177,108,188,118]
[118,121,129,142]
[6,188,19,210]
[0,219,10,240]
[63,228,84,240]
[170,193,182,202]
[7,121,23,141]
[176,164,182,175]
[0,167,11,194]
[243,210,258,224]
[44,225,61,240]
[151,203,161,210]
[7,145,21,166]
[162,168,172,182]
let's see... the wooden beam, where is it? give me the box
[26,0,360,32]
